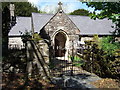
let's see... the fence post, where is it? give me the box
[26,40,33,76]
[71,40,74,76]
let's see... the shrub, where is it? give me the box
[32,33,43,42]
[69,55,84,67]
[81,35,120,78]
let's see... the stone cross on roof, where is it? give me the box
[58,2,62,6]
[58,2,62,10]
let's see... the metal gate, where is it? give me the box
[51,46,84,77]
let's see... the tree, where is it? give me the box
[2,2,44,17]
[69,9,91,16]
[82,35,120,78]
[2,2,44,57]
[84,2,120,35]
[2,5,14,57]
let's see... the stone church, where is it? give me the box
[9,2,115,58]
[39,2,80,58]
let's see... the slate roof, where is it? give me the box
[32,13,115,35]
[32,13,53,33]
[69,15,115,35]
[9,17,31,36]
[9,13,115,36]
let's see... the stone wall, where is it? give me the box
[37,40,49,63]
[9,37,25,49]
[40,9,80,58]
[43,10,80,40]
[26,40,50,78]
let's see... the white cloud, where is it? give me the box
[40,3,73,14]
[38,0,79,2]
[28,0,95,14]
[28,0,40,5]
[41,5,58,14]
[63,3,79,13]
[28,0,80,5]
[40,2,82,14]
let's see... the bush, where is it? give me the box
[32,33,43,42]
[69,55,84,67]
[81,35,120,78]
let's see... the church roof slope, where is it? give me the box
[69,15,114,35]
[9,17,31,36]
[32,13,54,33]
[32,13,115,35]
[9,13,115,36]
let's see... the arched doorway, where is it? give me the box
[55,32,66,57]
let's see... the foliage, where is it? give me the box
[2,73,56,89]
[69,55,84,67]
[81,2,120,77]
[84,2,120,35]
[2,2,41,56]
[21,31,43,43]
[2,2,44,17]
[2,2,44,57]
[20,30,32,43]
[100,36,120,56]
[2,4,16,57]
[82,40,103,76]
[2,49,26,73]
[32,33,43,42]
[69,9,91,16]
[99,36,120,77]
[81,35,120,78]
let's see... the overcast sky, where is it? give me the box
[28,0,95,14]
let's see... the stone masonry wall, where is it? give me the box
[43,10,80,41]
[40,9,80,58]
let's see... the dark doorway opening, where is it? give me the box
[55,32,66,57]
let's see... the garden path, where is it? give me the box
[51,57,102,88]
